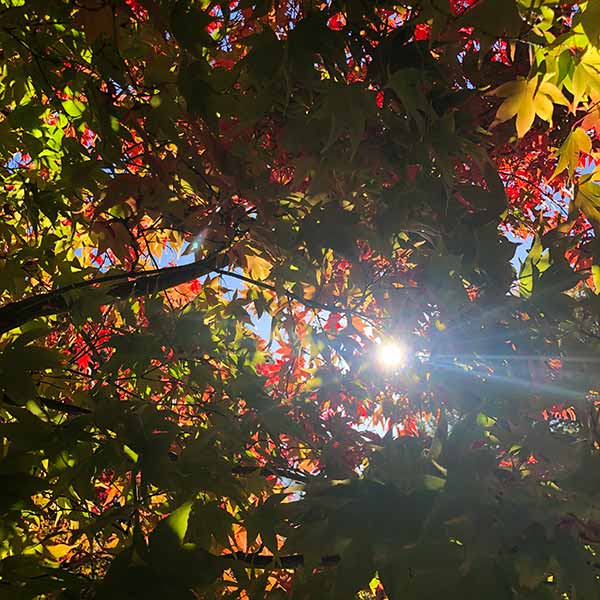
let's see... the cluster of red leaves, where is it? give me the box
[395,414,419,437]
[498,453,538,469]
[494,131,571,238]
[449,0,478,15]
[256,343,310,389]
[542,403,577,422]
[124,0,148,21]
[326,12,346,31]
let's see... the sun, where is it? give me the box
[377,341,407,369]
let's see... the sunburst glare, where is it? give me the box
[377,341,407,370]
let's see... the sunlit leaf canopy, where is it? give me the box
[3,0,600,597]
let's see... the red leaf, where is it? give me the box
[414,24,431,41]
[327,13,346,31]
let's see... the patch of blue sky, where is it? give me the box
[5,151,28,172]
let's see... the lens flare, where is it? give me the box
[377,341,407,369]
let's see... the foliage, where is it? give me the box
[1,0,600,598]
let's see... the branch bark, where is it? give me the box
[0,254,225,335]
[0,252,376,335]
[225,551,340,569]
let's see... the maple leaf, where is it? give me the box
[4,2,600,598]
[581,98,600,132]
[74,0,114,43]
[581,0,600,48]
[551,127,592,181]
[245,254,272,280]
[570,49,600,108]
[491,76,567,137]
[575,174,600,231]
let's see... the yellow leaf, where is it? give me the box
[582,97,600,130]
[45,544,72,560]
[551,127,592,180]
[492,76,568,137]
[575,174,600,230]
[303,284,316,299]
[369,575,381,593]
[245,255,272,281]
[569,49,600,108]
[592,265,600,294]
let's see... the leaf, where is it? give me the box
[458,0,523,38]
[0,344,62,404]
[581,0,600,47]
[149,501,193,554]
[423,474,446,490]
[61,99,86,120]
[570,48,600,107]
[90,220,132,264]
[574,174,600,230]
[387,68,428,131]
[170,0,213,55]
[551,127,591,180]
[492,76,567,137]
[44,544,72,561]
[245,254,272,281]
[185,501,237,549]
[593,264,600,294]
[518,235,550,298]
[74,0,114,44]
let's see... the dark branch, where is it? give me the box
[214,268,376,325]
[37,396,91,415]
[0,254,377,336]
[0,254,225,335]
[224,551,340,569]
[231,464,311,483]
[1,394,90,416]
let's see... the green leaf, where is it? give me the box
[551,127,591,180]
[458,0,523,38]
[170,0,213,55]
[518,235,550,298]
[148,502,193,559]
[185,501,237,549]
[581,0,600,47]
[575,174,600,228]
[423,474,446,490]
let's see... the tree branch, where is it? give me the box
[0,254,225,335]
[231,464,311,483]
[0,256,379,336]
[214,268,377,326]
[224,551,340,569]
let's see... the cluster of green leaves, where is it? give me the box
[1,0,600,599]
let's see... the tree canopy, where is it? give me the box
[2,0,600,598]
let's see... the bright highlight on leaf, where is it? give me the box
[491,76,567,137]
[551,127,592,180]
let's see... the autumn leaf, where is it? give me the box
[551,127,592,180]
[570,49,600,108]
[74,0,114,43]
[575,174,600,230]
[581,98,600,132]
[491,76,567,137]
[44,544,73,562]
[581,0,600,48]
[2,2,600,599]
[245,254,272,281]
